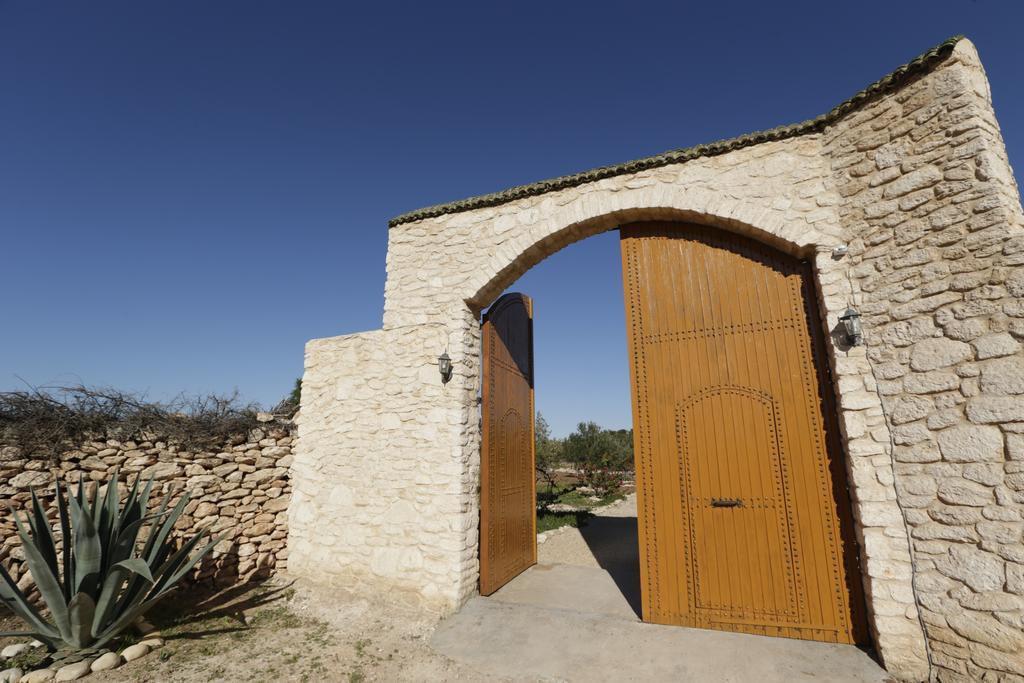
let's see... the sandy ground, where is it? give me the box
[538,493,638,565]
[1,579,494,683]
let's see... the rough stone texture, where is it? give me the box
[291,38,1023,682]
[0,420,293,595]
[822,39,1024,682]
[120,642,150,662]
[90,652,122,672]
[53,660,91,682]
[20,669,54,683]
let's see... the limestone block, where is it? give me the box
[1007,563,1024,595]
[977,521,1022,544]
[929,505,984,526]
[979,357,1024,394]
[936,544,1006,593]
[937,479,994,507]
[892,423,933,445]
[967,397,1024,423]
[904,371,960,394]
[946,612,1022,653]
[971,332,1021,360]
[910,338,974,371]
[937,425,1004,462]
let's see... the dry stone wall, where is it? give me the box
[0,417,293,599]
[824,41,1024,682]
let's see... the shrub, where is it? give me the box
[0,385,270,461]
[0,472,219,654]
[534,412,563,489]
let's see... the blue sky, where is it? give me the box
[1,2,1021,436]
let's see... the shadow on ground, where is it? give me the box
[147,578,295,641]
[576,515,642,617]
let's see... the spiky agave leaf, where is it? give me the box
[55,478,74,604]
[9,503,72,643]
[27,490,60,590]
[67,592,96,649]
[91,531,221,650]
[2,472,222,653]
[0,560,60,647]
[66,495,102,600]
[112,487,176,616]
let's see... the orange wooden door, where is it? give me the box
[480,292,537,596]
[620,222,868,645]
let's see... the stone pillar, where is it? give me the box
[288,310,480,613]
[826,39,1024,681]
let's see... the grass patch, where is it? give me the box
[537,510,590,533]
[5,646,48,672]
[249,605,303,629]
[556,488,624,508]
[536,482,627,533]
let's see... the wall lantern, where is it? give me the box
[438,351,453,384]
[839,307,863,347]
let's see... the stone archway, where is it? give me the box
[289,38,1024,682]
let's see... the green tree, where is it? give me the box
[534,412,562,489]
[562,421,633,494]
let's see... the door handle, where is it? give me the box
[711,498,743,508]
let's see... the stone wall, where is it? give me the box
[824,41,1024,682]
[0,417,293,599]
[291,37,1023,681]
[290,321,480,612]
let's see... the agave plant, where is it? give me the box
[0,471,219,652]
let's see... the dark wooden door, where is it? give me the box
[620,222,868,645]
[480,292,536,596]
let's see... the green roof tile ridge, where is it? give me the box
[389,35,964,228]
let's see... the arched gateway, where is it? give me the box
[288,38,1024,682]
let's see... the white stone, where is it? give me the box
[946,612,1022,653]
[89,652,122,673]
[937,479,994,507]
[20,670,54,683]
[0,669,23,683]
[120,643,150,662]
[909,338,973,371]
[882,165,943,199]
[967,396,1024,423]
[979,357,1024,394]
[7,471,50,489]
[53,661,91,682]
[903,371,959,394]
[139,461,183,481]
[0,645,29,660]
[936,545,1005,592]
[937,425,1004,462]
[972,332,1021,359]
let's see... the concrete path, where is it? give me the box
[432,565,890,682]
[432,495,891,682]
[536,493,643,616]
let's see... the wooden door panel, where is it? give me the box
[480,293,536,596]
[621,222,868,645]
[680,388,799,624]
